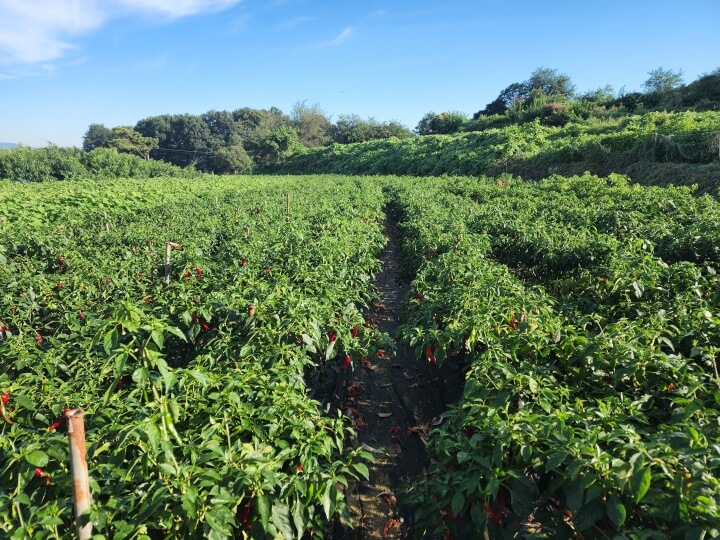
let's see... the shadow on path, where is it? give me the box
[333,216,466,539]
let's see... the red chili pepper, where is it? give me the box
[143,296,151,304]
[35,333,44,345]
[342,355,351,369]
[425,345,436,363]
[78,311,85,319]
[351,326,360,338]
[48,409,71,430]
[329,331,337,343]
[509,314,518,330]
[201,322,210,331]
[1,394,9,405]
[415,293,424,303]
[297,464,303,473]
[241,258,247,267]
[389,426,400,436]
[56,282,63,290]
[196,267,202,279]
[667,383,676,392]
[106,278,112,285]
[34,467,54,484]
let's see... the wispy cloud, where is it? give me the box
[277,16,318,30]
[321,27,354,48]
[0,0,242,66]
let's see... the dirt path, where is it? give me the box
[333,217,465,539]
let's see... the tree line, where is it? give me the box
[8,64,718,179]
[82,102,413,174]
[415,66,720,135]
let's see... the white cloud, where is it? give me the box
[323,27,354,47]
[277,16,317,30]
[0,0,241,65]
[117,0,240,18]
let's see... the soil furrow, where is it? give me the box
[334,216,466,539]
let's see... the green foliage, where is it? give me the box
[276,111,720,186]
[108,126,159,160]
[0,145,84,182]
[330,115,413,144]
[643,66,685,93]
[213,145,252,174]
[0,146,195,182]
[256,126,303,167]
[416,111,468,135]
[0,175,386,538]
[80,148,197,179]
[82,123,113,152]
[476,67,575,117]
[390,174,720,537]
[291,101,332,148]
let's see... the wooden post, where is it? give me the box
[67,410,92,540]
[164,242,172,285]
[164,242,179,285]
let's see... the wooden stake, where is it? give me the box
[164,242,179,284]
[165,242,172,284]
[67,410,92,540]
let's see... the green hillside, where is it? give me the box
[275,111,720,194]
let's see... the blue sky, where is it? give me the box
[1,0,719,147]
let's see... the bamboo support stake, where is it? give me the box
[67,409,92,540]
[164,242,179,285]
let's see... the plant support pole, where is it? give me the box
[164,242,179,285]
[67,410,92,540]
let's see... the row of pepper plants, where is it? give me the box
[391,173,720,538]
[0,175,387,539]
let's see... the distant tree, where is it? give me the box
[291,101,332,147]
[214,145,252,174]
[475,67,575,117]
[681,68,720,109]
[256,126,301,166]
[202,110,242,147]
[330,114,372,144]
[416,111,467,135]
[643,67,684,93]
[374,120,413,140]
[135,115,173,156]
[136,114,212,168]
[580,84,615,103]
[526,67,575,100]
[108,126,158,160]
[82,123,113,152]
[330,115,413,144]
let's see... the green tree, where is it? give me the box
[82,123,113,152]
[291,101,331,147]
[643,67,684,93]
[109,126,158,160]
[476,67,575,117]
[416,111,467,135]
[256,126,301,166]
[527,66,575,100]
[213,145,252,174]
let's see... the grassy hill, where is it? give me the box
[275,111,720,195]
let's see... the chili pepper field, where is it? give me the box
[1,173,719,539]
